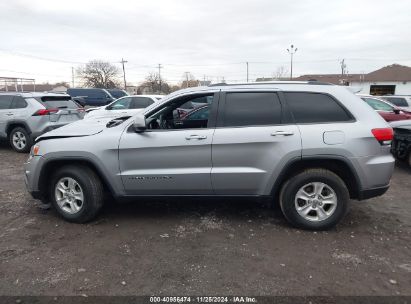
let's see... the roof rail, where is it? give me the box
[208,80,333,87]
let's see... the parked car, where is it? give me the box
[67,88,115,106]
[85,95,163,120]
[0,92,85,152]
[390,120,411,166]
[107,89,129,99]
[359,95,411,122]
[25,82,394,230]
[378,95,411,110]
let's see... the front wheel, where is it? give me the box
[50,166,104,223]
[279,169,349,230]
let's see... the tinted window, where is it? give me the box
[108,89,128,99]
[35,96,79,109]
[363,98,393,111]
[0,95,14,109]
[285,92,352,123]
[186,106,209,120]
[383,97,408,107]
[10,96,27,109]
[130,97,152,109]
[223,92,281,127]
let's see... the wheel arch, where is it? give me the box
[6,121,32,138]
[38,158,117,201]
[271,156,362,201]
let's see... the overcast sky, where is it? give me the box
[0,0,410,86]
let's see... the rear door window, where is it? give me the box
[130,97,152,109]
[0,95,14,109]
[35,96,79,109]
[222,92,282,127]
[383,97,408,107]
[10,96,28,109]
[284,92,352,123]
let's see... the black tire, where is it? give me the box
[279,168,349,230]
[50,165,104,223]
[9,127,32,153]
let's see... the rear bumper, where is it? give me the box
[358,184,390,200]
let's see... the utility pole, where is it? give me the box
[185,72,190,88]
[71,67,75,88]
[120,58,128,90]
[287,44,298,80]
[340,59,347,77]
[246,62,249,82]
[158,64,162,93]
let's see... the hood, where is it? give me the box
[35,117,116,142]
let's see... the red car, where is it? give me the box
[360,96,411,122]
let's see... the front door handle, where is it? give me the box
[185,135,207,140]
[271,131,294,136]
[6,113,14,116]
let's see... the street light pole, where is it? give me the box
[287,45,298,80]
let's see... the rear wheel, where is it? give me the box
[9,127,31,153]
[50,166,103,223]
[280,169,349,230]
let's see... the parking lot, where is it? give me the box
[0,141,410,296]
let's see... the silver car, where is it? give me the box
[0,92,85,152]
[24,82,395,230]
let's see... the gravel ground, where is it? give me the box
[0,141,410,296]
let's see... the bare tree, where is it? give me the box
[273,66,289,80]
[76,60,121,89]
[138,73,172,94]
[180,72,199,88]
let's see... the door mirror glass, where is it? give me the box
[133,114,147,132]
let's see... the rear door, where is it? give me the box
[211,90,301,195]
[0,95,14,137]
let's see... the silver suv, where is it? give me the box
[24,82,395,230]
[0,92,85,152]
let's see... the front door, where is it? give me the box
[118,92,219,195]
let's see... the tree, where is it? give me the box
[138,72,172,94]
[180,72,199,88]
[273,66,289,80]
[76,60,121,89]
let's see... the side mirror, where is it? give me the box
[393,109,400,114]
[133,114,147,133]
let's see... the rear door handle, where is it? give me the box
[271,131,294,136]
[185,135,207,140]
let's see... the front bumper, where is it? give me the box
[24,155,44,199]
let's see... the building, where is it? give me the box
[294,64,411,95]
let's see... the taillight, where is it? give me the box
[33,108,59,116]
[371,128,393,145]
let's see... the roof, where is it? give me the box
[0,91,69,97]
[363,64,411,82]
[294,64,411,84]
[294,74,362,85]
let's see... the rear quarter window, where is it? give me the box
[284,92,353,123]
